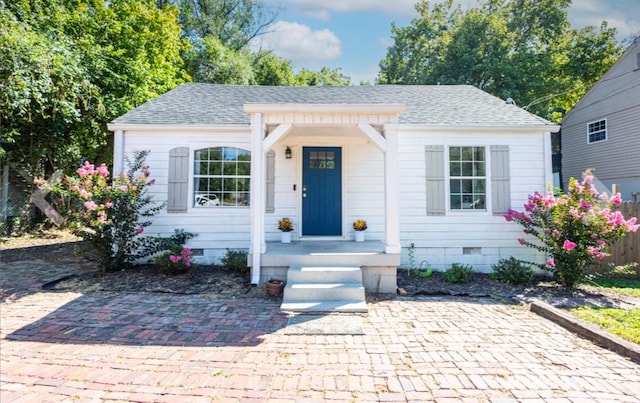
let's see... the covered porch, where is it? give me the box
[244,103,405,292]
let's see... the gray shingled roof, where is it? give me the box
[110,83,553,127]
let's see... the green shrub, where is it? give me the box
[490,257,534,285]
[153,229,196,276]
[221,249,249,275]
[414,268,433,278]
[443,263,473,283]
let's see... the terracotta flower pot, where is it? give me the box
[266,279,284,296]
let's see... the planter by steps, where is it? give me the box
[267,279,285,296]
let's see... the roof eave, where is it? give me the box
[387,123,561,133]
[107,123,250,132]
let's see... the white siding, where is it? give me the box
[122,130,252,263]
[396,130,548,272]
[122,126,549,269]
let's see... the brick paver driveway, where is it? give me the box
[1,261,639,402]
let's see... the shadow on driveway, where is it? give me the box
[6,292,288,347]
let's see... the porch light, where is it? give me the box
[285,146,292,159]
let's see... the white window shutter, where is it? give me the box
[265,150,275,213]
[425,145,445,216]
[491,145,511,215]
[167,147,189,213]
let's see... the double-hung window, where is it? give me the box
[587,119,607,144]
[194,147,251,207]
[449,146,486,211]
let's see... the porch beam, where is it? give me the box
[263,123,293,151]
[249,112,266,284]
[357,123,387,152]
[383,126,401,254]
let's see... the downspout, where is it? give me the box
[249,113,265,284]
[113,130,125,175]
[543,131,553,189]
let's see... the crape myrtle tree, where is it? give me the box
[505,171,639,287]
[378,0,622,122]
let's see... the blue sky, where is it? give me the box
[257,0,640,83]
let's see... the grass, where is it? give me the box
[570,307,640,344]
[586,277,640,298]
[569,277,640,344]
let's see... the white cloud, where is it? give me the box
[254,21,342,67]
[567,0,639,39]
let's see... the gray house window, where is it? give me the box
[194,147,251,207]
[587,119,607,144]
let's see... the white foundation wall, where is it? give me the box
[120,126,550,270]
[396,130,549,273]
[121,128,387,263]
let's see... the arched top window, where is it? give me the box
[194,147,251,207]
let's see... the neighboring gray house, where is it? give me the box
[561,36,640,200]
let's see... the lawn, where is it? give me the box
[571,277,640,345]
[586,277,640,298]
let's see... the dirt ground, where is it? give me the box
[2,230,639,308]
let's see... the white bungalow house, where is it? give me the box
[107,84,558,309]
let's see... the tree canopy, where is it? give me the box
[378,0,623,122]
[1,0,352,186]
[1,0,189,176]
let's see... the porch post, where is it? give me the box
[384,127,401,254]
[249,112,266,284]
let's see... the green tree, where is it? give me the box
[1,0,189,175]
[0,9,101,177]
[176,0,277,51]
[378,0,622,122]
[295,67,352,86]
[252,52,297,86]
[174,0,277,82]
[187,35,255,83]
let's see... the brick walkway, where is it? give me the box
[1,265,639,401]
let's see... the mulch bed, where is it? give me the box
[3,230,639,307]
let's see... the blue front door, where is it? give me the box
[302,147,342,235]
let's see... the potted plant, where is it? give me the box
[353,219,367,242]
[278,218,294,243]
[266,278,285,296]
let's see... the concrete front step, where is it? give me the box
[286,265,363,283]
[280,300,368,313]
[281,265,368,313]
[284,282,365,301]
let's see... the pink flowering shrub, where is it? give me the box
[156,247,193,275]
[153,230,196,275]
[505,171,639,287]
[59,150,166,272]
